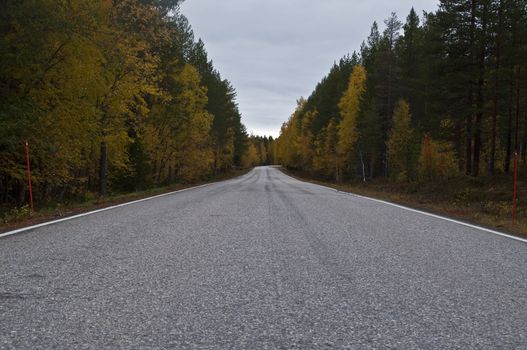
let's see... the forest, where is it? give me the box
[0,0,271,213]
[275,0,527,185]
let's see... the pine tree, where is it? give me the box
[397,8,427,128]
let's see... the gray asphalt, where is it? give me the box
[0,166,526,349]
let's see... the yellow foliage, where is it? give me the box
[312,118,341,180]
[259,143,268,164]
[172,65,214,181]
[418,134,459,180]
[242,142,260,167]
[387,100,413,181]
[0,0,110,186]
[0,0,245,203]
[298,109,316,169]
[145,64,213,183]
[275,99,306,168]
[337,65,366,168]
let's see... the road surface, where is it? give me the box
[1,166,526,349]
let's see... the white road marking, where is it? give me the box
[280,170,527,244]
[0,181,224,239]
[4,168,525,244]
[349,192,527,244]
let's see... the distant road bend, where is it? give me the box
[1,166,526,349]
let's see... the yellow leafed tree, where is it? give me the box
[92,0,161,194]
[172,64,214,181]
[298,109,316,170]
[276,98,309,168]
[387,99,414,181]
[418,134,458,180]
[145,64,213,183]
[242,142,260,168]
[337,65,367,174]
[0,0,110,197]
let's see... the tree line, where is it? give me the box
[242,135,275,168]
[275,0,527,183]
[0,0,253,208]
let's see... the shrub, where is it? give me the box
[2,205,32,224]
[418,134,459,181]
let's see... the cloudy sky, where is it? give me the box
[180,0,439,137]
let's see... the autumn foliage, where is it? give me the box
[276,3,526,186]
[0,0,255,208]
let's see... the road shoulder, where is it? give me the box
[279,167,527,243]
[0,168,252,237]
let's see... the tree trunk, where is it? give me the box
[359,150,366,182]
[87,143,95,192]
[472,95,483,177]
[99,141,108,196]
[472,1,487,177]
[505,77,514,173]
[522,97,527,165]
[369,154,375,179]
[17,181,26,207]
[466,0,477,176]
[335,157,339,183]
[514,67,521,153]
[489,0,502,175]
[157,160,166,184]
[169,161,175,183]
[466,113,473,176]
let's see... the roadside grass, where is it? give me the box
[281,168,527,239]
[0,167,252,233]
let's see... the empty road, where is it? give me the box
[1,166,526,349]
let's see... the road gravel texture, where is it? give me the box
[0,166,526,349]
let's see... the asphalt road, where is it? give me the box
[1,166,526,349]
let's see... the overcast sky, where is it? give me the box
[180,0,439,137]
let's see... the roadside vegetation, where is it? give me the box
[275,1,527,235]
[0,0,275,223]
[1,167,251,231]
